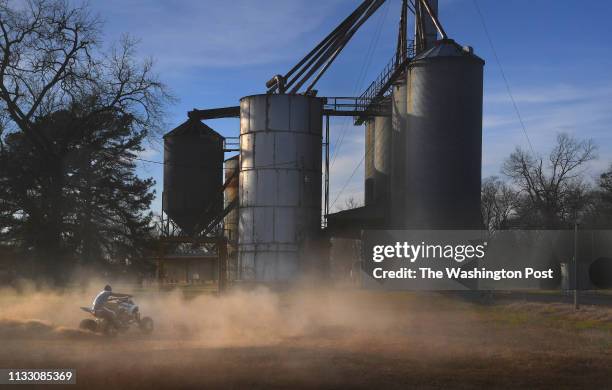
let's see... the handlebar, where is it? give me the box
[108,295,133,301]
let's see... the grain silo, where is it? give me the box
[364,119,375,206]
[390,81,408,227]
[238,94,323,282]
[364,112,392,209]
[163,119,224,236]
[373,113,392,206]
[403,39,484,228]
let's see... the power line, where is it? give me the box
[329,1,393,209]
[131,155,298,169]
[330,151,366,210]
[472,0,535,154]
[330,0,389,168]
[133,157,164,165]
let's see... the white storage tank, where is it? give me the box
[238,94,323,282]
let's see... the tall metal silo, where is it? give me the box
[364,119,375,206]
[238,94,323,282]
[364,114,391,208]
[373,114,392,206]
[390,81,408,227]
[404,39,484,228]
[163,119,224,236]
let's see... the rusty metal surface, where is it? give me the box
[238,94,323,282]
[224,156,239,244]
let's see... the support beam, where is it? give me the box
[188,106,240,120]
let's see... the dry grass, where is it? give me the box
[0,287,611,389]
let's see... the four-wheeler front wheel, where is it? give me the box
[139,316,154,334]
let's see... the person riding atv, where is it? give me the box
[91,284,132,327]
[80,286,153,336]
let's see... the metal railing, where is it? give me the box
[353,40,415,124]
[324,96,390,117]
[223,137,239,152]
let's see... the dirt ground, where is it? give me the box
[1,286,611,389]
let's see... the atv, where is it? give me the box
[79,296,154,336]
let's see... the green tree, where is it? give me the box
[0,105,156,282]
[582,164,612,228]
[0,0,170,283]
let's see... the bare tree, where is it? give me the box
[0,0,171,283]
[336,196,362,211]
[481,176,518,232]
[502,133,596,227]
[0,0,170,154]
[581,164,612,227]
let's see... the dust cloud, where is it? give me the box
[0,279,482,367]
[1,281,612,388]
[0,281,421,347]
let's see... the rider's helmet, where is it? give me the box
[104,284,112,292]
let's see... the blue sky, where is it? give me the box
[89,0,612,213]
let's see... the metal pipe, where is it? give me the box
[284,0,374,81]
[280,0,375,93]
[284,1,373,92]
[283,28,346,91]
[265,74,285,93]
[301,0,386,93]
[396,0,408,66]
[325,115,330,222]
[418,0,446,39]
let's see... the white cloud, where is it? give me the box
[486,83,612,105]
[482,82,612,179]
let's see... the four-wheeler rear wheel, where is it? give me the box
[139,316,154,334]
[79,318,98,332]
[100,320,118,338]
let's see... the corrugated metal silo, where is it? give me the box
[365,114,392,208]
[404,39,484,228]
[390,82,408,227]
[364,119,375,206]
[238,94,323,282]
[163,119,224,235]
[373,114,391,205]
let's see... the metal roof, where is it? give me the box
[413,39,484,64]
[163,118,224,140]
